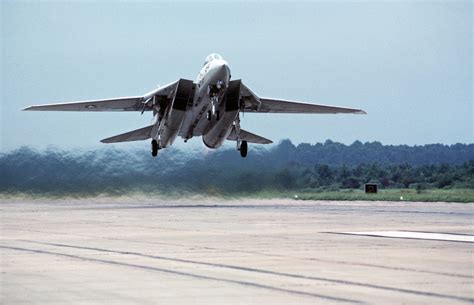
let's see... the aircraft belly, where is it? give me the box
[154,79,194,147]
[153,109,186,148]
[179,102,238,148]
[178,111,197,137]
[178,92,214,138]
[178,80,237,145]
[202,109,238,148]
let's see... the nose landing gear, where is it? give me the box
[216,80,224,90]
[207,110,220,121]
[207,95,220,121]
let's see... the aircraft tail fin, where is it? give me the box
[100,125,153,143]
[227,128,273,144]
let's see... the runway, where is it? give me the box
[1,198,473,304]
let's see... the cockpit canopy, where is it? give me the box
[203,53,223,66]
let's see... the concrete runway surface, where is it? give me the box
[1,198,473,305]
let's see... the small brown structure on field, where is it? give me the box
[365,183,378,194]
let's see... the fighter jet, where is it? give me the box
[24,53,366,157]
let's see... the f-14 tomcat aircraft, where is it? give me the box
[24,53,366,157]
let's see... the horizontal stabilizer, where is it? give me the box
[227,128,273,144]
[101,125,153,143]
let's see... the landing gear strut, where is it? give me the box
[234,114,248,158]
[151,139,159,157]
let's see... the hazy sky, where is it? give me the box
[1,1,472,152]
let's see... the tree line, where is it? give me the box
[0,140,472,195]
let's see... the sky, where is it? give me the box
[1,1,472,152]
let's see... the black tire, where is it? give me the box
[216,111,220,121]
[207,110,212,121]
[240,140,248,158]
[151,140,158,157]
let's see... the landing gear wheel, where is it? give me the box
[216,111,220,121]
[240,140,248,158]
[151,140,158,157]
[207,110,212,121]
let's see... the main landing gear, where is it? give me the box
[239,140,248,158]
[234,115,247,158]
[151,139,159,157]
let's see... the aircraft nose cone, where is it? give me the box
[216,63,230,80]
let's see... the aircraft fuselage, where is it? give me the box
[154,54,235,149]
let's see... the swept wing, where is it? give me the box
[252,98,366,114]
[23,80,180,112]
[240,83,366,114]
[23,96,145,112]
